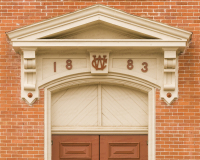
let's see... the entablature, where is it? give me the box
[12,39,187,55]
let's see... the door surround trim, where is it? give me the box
[44,73,156,160]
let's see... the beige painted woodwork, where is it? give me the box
[42,58,87,79]
[101,85,148,127]
[21,48,38,104]
[51,85,148,128]
[52,85,98,127]
[54,24,154,39]
[89,50,110,75]
[7,4,191,105]
[6,4,192,160]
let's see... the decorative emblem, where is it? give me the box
[92,55,107,70]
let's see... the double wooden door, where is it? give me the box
[52,135,148,160]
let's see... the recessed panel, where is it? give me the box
[42,58,87,79]
[52,135,99,160]
[100,135,148,160]
[60,143,91,159]
[109,143,139,159]
[112,58,157,79]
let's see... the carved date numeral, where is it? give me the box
[141,62,148,72]
[127,60,148,72]
[66,59,72,70]
[54,62,56,72]
[127,59,133,70]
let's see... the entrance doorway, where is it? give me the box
[52,135,148,160]
[50,83,151,159]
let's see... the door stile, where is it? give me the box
[99,135,101,160]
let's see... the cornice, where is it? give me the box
[7,4,192,41]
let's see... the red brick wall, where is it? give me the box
[0,0,199,160]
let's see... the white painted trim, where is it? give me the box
[21,48,38,105]
[44,73,156,160]
[51,127,148,134]
[11,40,187,48]
[148,88,156,160]
[44,88,51,160]
[40,73,159,93]
[15,14,182,40]
[7,4,191,41]
[7,4,191,106]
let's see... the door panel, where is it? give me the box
[52,135,148,160]
[51,85,98,127]
[102,85,148,127]
[51,85,148,129]
[100,135,148,160]
[52,135,99,160]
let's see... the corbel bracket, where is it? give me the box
[161,48,178,104]
[21,48,38,105]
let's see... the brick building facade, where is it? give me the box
[0,0,199,160]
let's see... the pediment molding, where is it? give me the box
[7,4,191,41]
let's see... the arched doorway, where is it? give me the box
[51,84,148,159]
[42,74,156,160]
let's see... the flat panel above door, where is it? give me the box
[102,85,148,127]
[51,84,148,134]
[52,135,99,160]
[100,135,148,160]
[51,85,98,127]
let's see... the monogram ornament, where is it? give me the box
[92,55,107,70]
[89,51,110,75]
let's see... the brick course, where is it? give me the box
[0,0,199,160]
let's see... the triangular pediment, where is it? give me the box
[7,4,191,42]
[44,23,157,39]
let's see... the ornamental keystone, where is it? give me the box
[92,55,107,70]
[89,50,110,75]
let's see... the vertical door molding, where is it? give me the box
[44,88,51,160]
[148,88,156,160]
